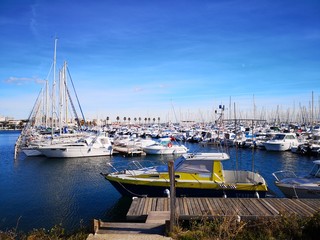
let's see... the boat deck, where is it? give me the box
[127,197,320,221]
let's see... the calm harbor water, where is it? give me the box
[0,130,318,233]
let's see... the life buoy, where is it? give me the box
[167,142,173,148]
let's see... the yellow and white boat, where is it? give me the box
[102,152,268,198]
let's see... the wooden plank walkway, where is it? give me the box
[127,197,320,221]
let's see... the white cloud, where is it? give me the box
[4,77,46,85]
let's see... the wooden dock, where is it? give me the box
[127,197,320,221]
[89,197,320,239]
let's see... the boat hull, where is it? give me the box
[22,148,43,157]
[263,142,291,151]
[275,183,320,198]
[143,146,188,155]
[106,178,267,198]
[38,147,113,158]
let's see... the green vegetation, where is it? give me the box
[0,223,89,240]
[170,211,320,240]
[1,212,320,239]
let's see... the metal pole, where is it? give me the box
[168,160,175,233]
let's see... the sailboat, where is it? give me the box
[37,132,113,158]
[17,39,114,158]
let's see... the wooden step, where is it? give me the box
[94,221,166,235]
[146,211,170,224]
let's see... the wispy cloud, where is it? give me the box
[4,77,46,85]
[30,3,39,38]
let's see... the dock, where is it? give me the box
[127,197,320,221]
[88,197,320,239]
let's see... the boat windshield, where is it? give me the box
[273,134,285,140]
[310,163,320,177]
[174,156,213,173]
[174,155,185,169]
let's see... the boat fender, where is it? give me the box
[254,191,260,198]
[167,142,173,148]
[164,189,170,198]
[223,191,227,198]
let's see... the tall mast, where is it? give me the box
[311,91,314,130]
[45,80,49,128]
[51,38,58,137]
[64,61,68,129]
[59,67,63,134]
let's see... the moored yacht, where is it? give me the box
[37,132,113,158]
[263,133,299,151]
[142,137,188,155]
[102,152,268,198]
[272,160,320,198]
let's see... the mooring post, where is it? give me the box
[168,160,175,233]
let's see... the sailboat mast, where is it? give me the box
[64,61,68,129]
[51,38,58,137]
[45,80,49,128]
[59,68,63,135]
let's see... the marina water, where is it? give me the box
[0,130,318,233]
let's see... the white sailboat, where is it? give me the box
[18,39,102,158]
[37,132,113,158]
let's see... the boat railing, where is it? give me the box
[272,170,297,181]
[106,160,167,176]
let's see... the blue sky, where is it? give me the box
[1,0,319,122]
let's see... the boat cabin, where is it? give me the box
[173,153,230,182]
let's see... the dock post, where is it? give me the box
[92,219,101,233]
[168,160,175,233]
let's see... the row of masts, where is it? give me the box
[164,93,319,126]
[24,39,85,134]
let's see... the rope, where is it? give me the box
[115,180,148,198]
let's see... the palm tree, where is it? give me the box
[158,117,160,125]
[116,116,120,123]
[144,117,147,125]
[153,118,156,125]
[139,117,141,125]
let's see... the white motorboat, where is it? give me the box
[310,133,320,154]
[272,160,320,198]
[37,133,113,158]
[263,133,299,151]
[142,137,188,155]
